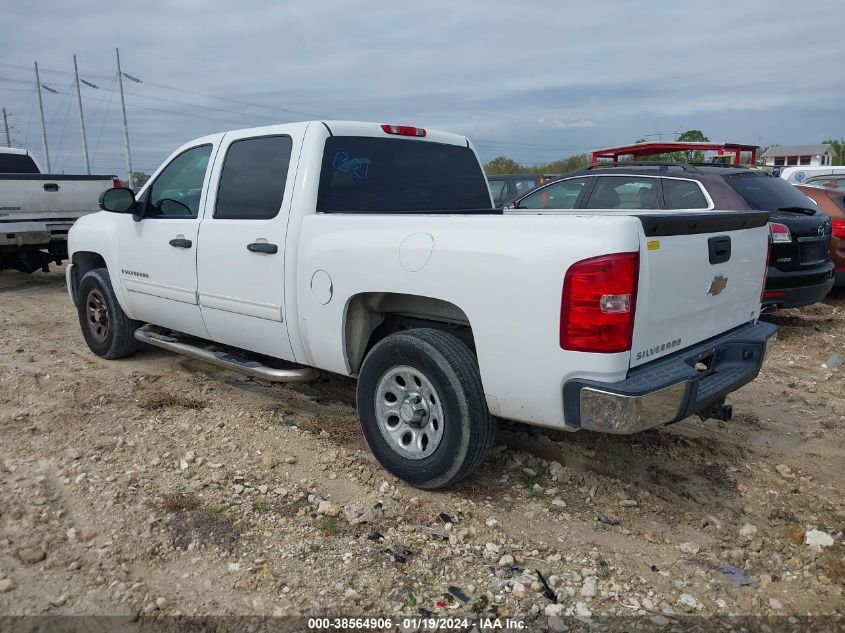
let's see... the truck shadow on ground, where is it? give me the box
[0,269,67,294]
[761,291,844,342]
[158,345,749,516]
[485,418,746,515]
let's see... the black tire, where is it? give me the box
[77,268,141,359]
[357,328,494,489]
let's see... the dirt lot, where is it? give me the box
[0,266,843,629]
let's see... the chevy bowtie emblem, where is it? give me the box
[708,275,728,296]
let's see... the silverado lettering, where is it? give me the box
[636,339,682,362]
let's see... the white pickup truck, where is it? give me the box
[0,147,119,272]
[66,121,777,488]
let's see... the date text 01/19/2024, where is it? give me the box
[306,617,526,630]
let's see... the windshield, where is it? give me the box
[726,173,818,211]
[317,136,492,213]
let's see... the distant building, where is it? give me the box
[762,144,836,167]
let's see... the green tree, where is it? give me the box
[544,153,591,174]
[675,130,710,163]
[483,156,526,175]
[483,153,591,176]
[131,171,150,189]
[823,139,843,166]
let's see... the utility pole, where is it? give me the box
[2,108,10,147]
[73,55,91,175]
[116,48,133,187]
[34,61,51,172]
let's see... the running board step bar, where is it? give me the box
[134,327,319,383]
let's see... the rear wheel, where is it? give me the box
[77,268,141,359]
[357,328,494,489]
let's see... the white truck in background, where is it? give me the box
[66,120,776,488]
[0,147,118,272]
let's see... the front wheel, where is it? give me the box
[77,268,141,359]
[356,328,494,489]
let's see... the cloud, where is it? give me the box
[2,0,843,172]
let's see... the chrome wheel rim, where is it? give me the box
[86,289,110,343]
[374,365,444,460]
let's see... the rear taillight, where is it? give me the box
[832,219,845,239]
[769,222,791,243]
[560,252,639,353]
[112,178,122,188]
[380,124,426,137]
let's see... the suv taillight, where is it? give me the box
[769,222,791,243]
[832,219,845,239]
[560,252,639,353]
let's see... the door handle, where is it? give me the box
[169,238,193,248]
[43,183,59,192]
[247,242,278,254]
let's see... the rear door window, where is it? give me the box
[515,177,589,210]
[317,137,491,213]
[585,176,658,209]
[661,178,709,209]
[215,135,293,220]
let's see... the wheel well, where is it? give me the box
[344,292,475,374]
[70,251,106,303]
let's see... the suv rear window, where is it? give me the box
[317,137,491,213]
[0,153,39,173]
[726,173,818,210]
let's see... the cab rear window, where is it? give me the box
[317,137,492,213]
[0,153,39,173]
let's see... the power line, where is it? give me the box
[0,60,330,120]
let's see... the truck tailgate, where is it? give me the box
[630,211,769,368]
[0,175,114,217]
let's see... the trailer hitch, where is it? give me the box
[698,400,732,422]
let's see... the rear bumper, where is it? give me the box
[835,269,845,287]
[763,262,834,308]
[563,321,777,434]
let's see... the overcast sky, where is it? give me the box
[3,1,843,178]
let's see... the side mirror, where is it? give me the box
[99,187,136,214]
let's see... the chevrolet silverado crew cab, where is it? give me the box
[0,147,119,273]
[66,121,776,489]
[509,163,834,309]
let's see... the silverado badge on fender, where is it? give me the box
[707,275,728,296]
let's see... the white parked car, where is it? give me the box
[0,147,118,272]
[777,165,845,184]
[66,121,776,488]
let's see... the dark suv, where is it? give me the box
[508,163,834,309]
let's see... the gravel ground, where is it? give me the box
[0,266,843,630]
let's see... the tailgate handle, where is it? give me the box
[43,183,59,192]
[708,236,731,265]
